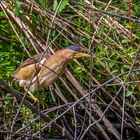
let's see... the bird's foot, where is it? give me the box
[28,92,38,103]
[24,88,38,102]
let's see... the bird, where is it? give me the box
[11,45,95,101]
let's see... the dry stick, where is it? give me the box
[75,58,139,132]
[34,76,110,139]
[0,79,73,140]
[96,0,125,13]
[1,0,139,138]
[93,48,140,139]
[66,70,120,140]
[47,6,139,136]
[70,1,131,38]
[80,69,139,139]
[3,5,75,137]
[58,77,105,139]
[33,102,97,138]
[74,0,136,43]
[73,106,77,140]
[88,80,140,89]
[79,85,124,140]
[39,10,92,137]
[121,85,126,140]
[22,1,98,46]
[51,84,77,138]
[80,49,140,140]
[60,71,110,139]
[45,14,79,45]
[31,69,140,140]
[126,0,134,48]
[97,56,136,139]
[63,55,137,138]
[68,3,125,50]
[1,2,72,138]
[95,55,134,139]
[0,3,32,139]
[19,3,43,137]
[66,68,111,139]
[23,0,136,51]
[46,8,93,41]
[89,0,112,45]
[1,1,39,53]
[78,109,89,140]
[106,16,132,38]
[45,0,63,46]
[120,47,140,139]
[0,131,43,140]
[0,2,31,57]
[15,102,76,134]
[54,82,75,136]
[84,0,140,23]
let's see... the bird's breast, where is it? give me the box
[39,61,67,85]
[27,57,68,92]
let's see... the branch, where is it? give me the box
[0,79,73,140]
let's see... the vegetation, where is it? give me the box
[0,0,140,139]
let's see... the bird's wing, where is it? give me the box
[18,53,50,69]
[11,52,50,79]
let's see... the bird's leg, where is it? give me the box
[24,87,38,102]
[24,88,47,109]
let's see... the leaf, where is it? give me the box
[126,91,133,97]
[121,38,131,44]
[0,11,4,17]
[13,0,21,16]
[109,62,115,68]
[53,0,58,11]
[19,35,25,41]
[53,0,69,13]
[58,0,69,13]
[123,65,130,69]
[112,70,118,74]
[136,32,140,38]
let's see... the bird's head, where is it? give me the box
[62,45,93,59]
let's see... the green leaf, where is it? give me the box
[123,65,130,69]
[112,70,118,74]
[0,11,4,17]
[126,91,133,97]
[121,38,131,44]
[19,35,25,41]
[53,0,58,11]
[109,62,115,68]
[58,0,69,13]
[13,0,21,16]
[136,32,140,38]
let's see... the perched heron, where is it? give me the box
[11,45,95,101]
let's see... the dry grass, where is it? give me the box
[0,0,140,139]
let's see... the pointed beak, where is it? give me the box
[74,52,96,58]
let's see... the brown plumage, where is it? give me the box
[11,46,93,92]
